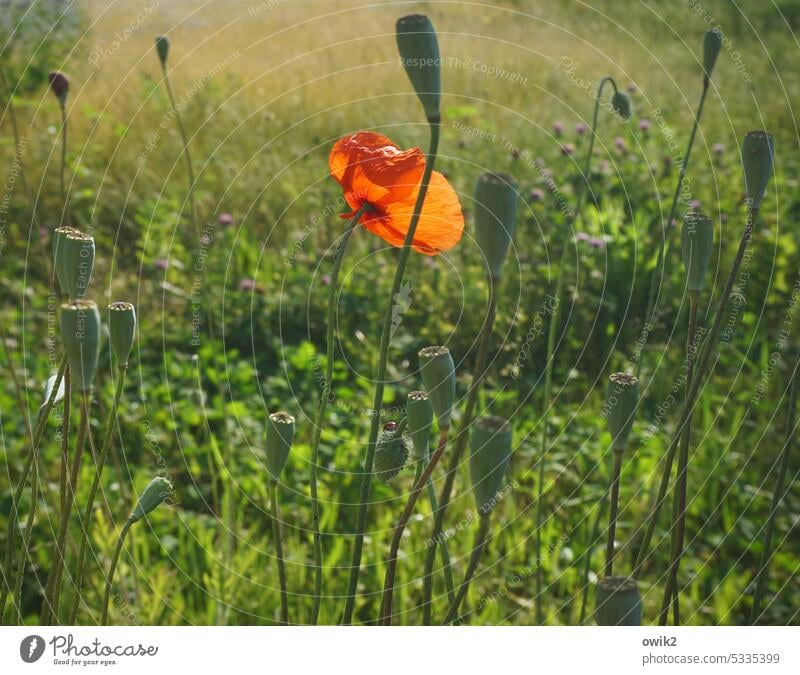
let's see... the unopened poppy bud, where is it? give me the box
[109,302,136,367]
[374,422,409,483]
[130,476,174,523]
[605,372,639,452]
[469,416,513,515]
[681,213,714,293]
[703,29,723,81]
[474,172,518,279]
[396,14,441,123]
[741,131,775,209]
[266,412,295,481]
[594,576,642,625]
[60,301,101,392]
[155,35,170,68]
[418,346,455,429]
[52,226,81,295]
[611,91,632,120]
[406,390,434,459]
[55,231,95,300]
[48,71,69,105]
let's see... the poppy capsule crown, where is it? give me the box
[396,14,441,123]
[266,412,295,481]
[469,416,513,515]
[155,35,170,68]
[109,302,136,367]
[681,213,714,293]
[741,131,775,209]
[418,346,456,429]
[473,172,518,280]
[130,476,174,523]
[605,372,639,452]
[594,576,642,626]
[703,28,723,81]
[611,90,632,120]
[60,300,101,392]
[48,71,69,105]
[406,390,434,459]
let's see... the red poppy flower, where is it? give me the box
[329,131,464,256]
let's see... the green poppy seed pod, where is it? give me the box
[57,231,95,300]
[266,411,295,481]
[109,302,136,367]
[406,390,434,459]
[48,71,69,105]
[474,172,518,279]
[605,372,639,452]
[611,91,632,120]
[374,423,410,483]
[469,416,513,515]
[681,213,714,293]
[130,476,174,523]
[396,14,441,123]
[155,35,170,68]
[60,301,101,392]
[418,346,456,429]
[741,131,775,209]
[703,28,723,80]
[594,576,642,625]
[52,226,82,296]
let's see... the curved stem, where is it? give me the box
[101,519,132,625]
[0,354,67,624]
[633,206,758,576]
[12,452,38,622]
[379,428,449,624]
[604,450,624,577]
[444,513,491,624]
[423,276,498,619]
[308,203,369,624]
[659,293,699,625]
[535,76,615,623]
[42,390,90,624]
[270,480,289,625]
[750,358,798,624]
[637,80,709,378]
[342,121,440,624]
[161,66,197,236]
[69,367,127,624]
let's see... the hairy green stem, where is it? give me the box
[444,513,491,624]
[579,487,608,624]
[101,519,132,625]
[604,450,624,577]
[379,428,449,625]
[637,79,709,378]
[423,276,497,621]
[750,359,798,623]
[659,293,699,625]
[308,203,369,624]
[633,207,758,576]
[342,121,440,624]
[69,367,127,623]
[269,480,289,625]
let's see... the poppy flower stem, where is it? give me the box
[423,275,497,618]
[444,513,491,624]
[0,354,68,624]
[342,121,440,624]
[101,519,133,625]
[658,292,699,625]
[307,203,369,625]
[69,366,128,624]
[633,206,759,577]
[534,76,616,624]
[379,428,449,625]
[270,479,289,625]
[637,78,709,379]
[58,100,71,228]
[750,356,799,624]
[604,450,624,577]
